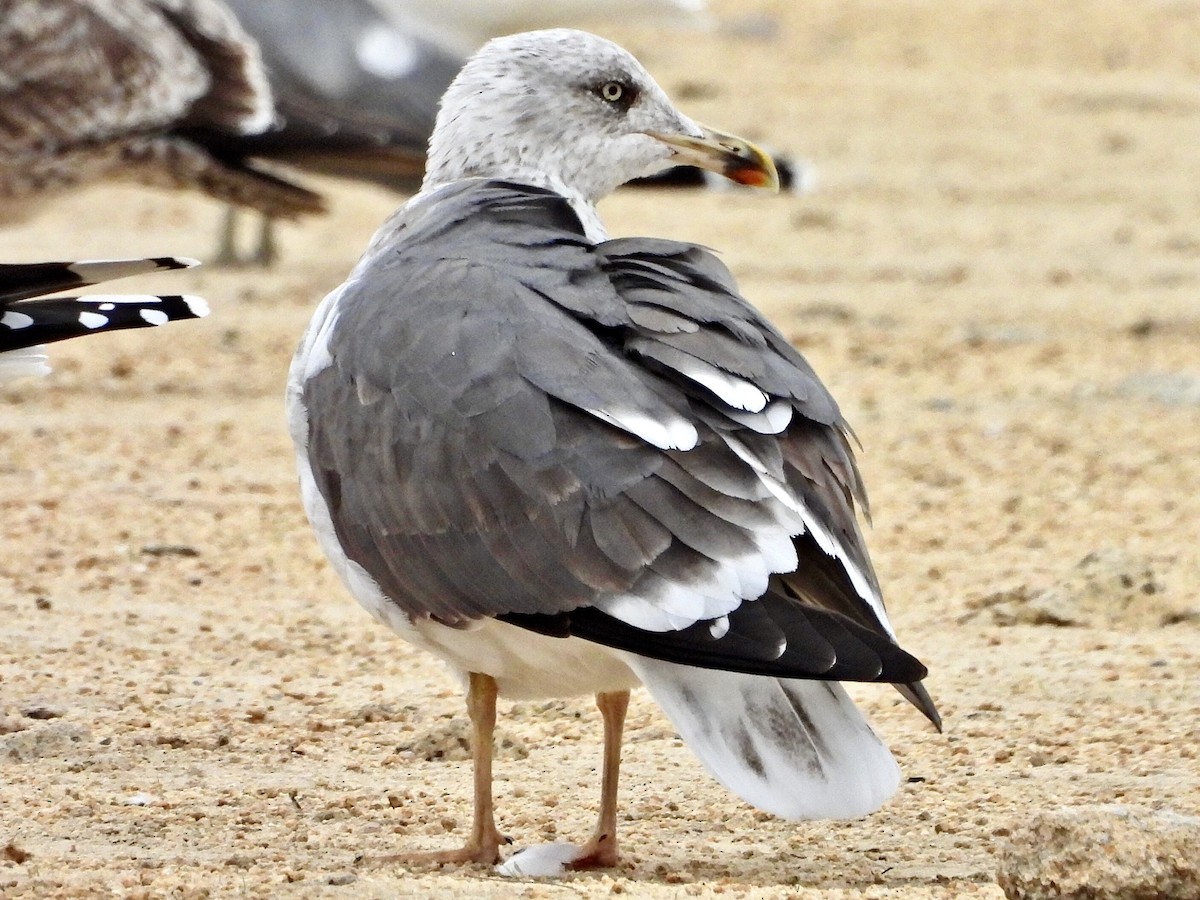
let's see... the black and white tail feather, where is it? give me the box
[628,661,901,820]
[0,257,209,382]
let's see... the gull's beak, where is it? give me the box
[647,124,780,191]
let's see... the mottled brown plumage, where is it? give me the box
[0,0,322,221]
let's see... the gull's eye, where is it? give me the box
[595,80,637,108]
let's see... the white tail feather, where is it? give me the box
[627,657,900,820]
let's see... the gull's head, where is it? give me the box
[423,29,777,203]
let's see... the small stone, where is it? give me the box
[997,804,1200,899]
[1115,371,1200,408]
[327,873,356,886]
[22,706,63,720]
[140,544,200,558]
[971,549,1193,630]
[2,843,29,864]
[0,723,89,761]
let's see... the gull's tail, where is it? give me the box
[628,658,901,819]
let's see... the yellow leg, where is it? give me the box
[366,672,507,867]
[569,689,630,870]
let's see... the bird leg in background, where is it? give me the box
[364,672,508,867]
[213,206,243,267]
[254,216,279,267]
[569,689,631,870]
[212,206,280,268]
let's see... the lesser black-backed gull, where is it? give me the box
[287,28,938,875]
[0,256,208,382]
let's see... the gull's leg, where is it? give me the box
[459,671,507,863]
[569,689,630,870]
[364,672,507,867]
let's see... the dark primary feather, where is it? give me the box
[0,294,206,353]
[0,256,207,354]
[502,590,929,685]
[0,256,192,304]
[303,180,930,696]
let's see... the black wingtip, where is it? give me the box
[1,256,201,304]
[151,256,201,271]
[501,596,933,689]
[0,293,210,354]
[896,681,942,732]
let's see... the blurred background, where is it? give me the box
[1,1,1198,895]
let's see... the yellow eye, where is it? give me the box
[599,81,625,103]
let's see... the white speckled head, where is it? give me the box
[423,29,702,203]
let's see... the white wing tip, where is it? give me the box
[183,295,210,318]
[584,406,699,451]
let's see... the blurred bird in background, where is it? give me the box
[0,0,798,266]
[215,0,800,264]
[0,0,322,246]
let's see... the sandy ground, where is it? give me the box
[2,1,1199,896]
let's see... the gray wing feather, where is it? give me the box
[303,181,887,640]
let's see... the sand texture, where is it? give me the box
[1,1,1198,896]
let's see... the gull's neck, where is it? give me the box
[420,166,610,243]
